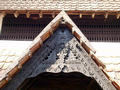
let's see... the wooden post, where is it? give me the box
[0,12,5,34]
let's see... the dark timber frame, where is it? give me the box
[0,10,120,19]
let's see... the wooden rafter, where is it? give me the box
[0,10,120,19]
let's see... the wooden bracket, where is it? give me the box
[39,11,43,18]
[79,13,82,18]
[39,37,43,45]
[28,50,32,57]
[92,13,95,19]
[26,12,30,18]
[52,12,55,18]
[14,11,19,18]
[116,13,120,19]
[105,13,109,19]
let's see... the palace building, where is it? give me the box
[0,0,120,90]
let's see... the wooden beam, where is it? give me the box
[112,81,120,90]
[91,54,106,69]
[0,12,5,34]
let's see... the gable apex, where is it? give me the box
[32,10,96,54]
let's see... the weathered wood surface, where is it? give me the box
[0,11,119,89]
[2,28,116,90]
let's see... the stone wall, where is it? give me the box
[0,0,120,11]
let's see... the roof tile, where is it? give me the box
[106,64,120,72]
[2,63,11,70]
[0,56,7,63]
[0,0,120,11]
[0,63,4,69]
[5,56,15,63]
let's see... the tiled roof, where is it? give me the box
[0,0,120,11]
[2,28,115,90]
[0,11,119,89]
[0,41,31,81]
[92,42,120,86]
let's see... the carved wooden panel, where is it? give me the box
[2,27,116,90]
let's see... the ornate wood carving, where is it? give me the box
[3,28,116,90]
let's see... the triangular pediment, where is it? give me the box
[21,26,114,90]
[0,11,117,90]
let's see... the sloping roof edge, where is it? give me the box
[0,11,119,90]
